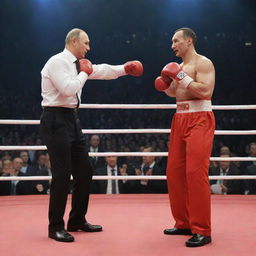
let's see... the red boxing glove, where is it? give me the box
[161,62,193,88]
[154,76,172,91]
[124,60,143,76]
[79,58,93,76]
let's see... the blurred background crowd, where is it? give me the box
[1,0,256,195]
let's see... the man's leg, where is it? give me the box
[167,115,190,229]
[185,112,215,236]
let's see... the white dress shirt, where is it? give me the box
[90,146,98,161]
[211,168,228,194]
[106,165,119,194]
[41,48,126,108]
[140,161,155,185]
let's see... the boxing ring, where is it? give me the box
[1,103,256,256]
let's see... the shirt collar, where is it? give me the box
[107,165,118,173]
[220,168,229,175]
[142,161,155,169]
[63,48,77,63]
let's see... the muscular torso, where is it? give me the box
[170,54,214,101]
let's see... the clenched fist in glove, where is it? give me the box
[79,58,93,76]
[124,61,143,76]
[154,76,173,91]
[161,62,193,88]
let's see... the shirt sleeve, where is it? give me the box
[88,64,127,80]
[45,58,88,97]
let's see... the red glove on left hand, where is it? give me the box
[161,62,193,88]
[124,61,143,76]
[154,76,172,91]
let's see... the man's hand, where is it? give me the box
[79,58,93,75]
[220,184,228,193]
[154,76,172,91]
[161,62,193,88]
[124,61,143,76]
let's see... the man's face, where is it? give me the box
[220,146,230,155]
[219,154,230,171]
[105,156,117,168]
[20,152,29,163]
[90,135,100,148]
[38,155,46,167]
[74,32,90,59]
[171,31,189,57]
[142,148,155,165]
[249,145,256,157]
[13,158,23,171]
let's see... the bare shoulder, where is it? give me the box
[196,55,214,71]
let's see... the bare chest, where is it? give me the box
[173,64,197,101]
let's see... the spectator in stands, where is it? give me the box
[88,135,105,170]
[132,146,167,193]
[0,159,14,195]
[91,156,133,194]
[19,150,32,174]
[26,153,50,194]
[209,153,243,194]
[242,142,256,194]
[220,145,231,155]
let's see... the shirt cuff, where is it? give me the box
[78,72,88,84]
[118,65,127,77]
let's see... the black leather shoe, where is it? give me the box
[185,234,211,247]
[48,229,74,242]
[67,222,103,232]
[164,228,192,235]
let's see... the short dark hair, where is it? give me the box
[65,28,84,45]
[175,27,197,46]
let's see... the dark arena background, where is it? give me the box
[0,0,256,255]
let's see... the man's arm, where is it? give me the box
[89,61,143,80]
[187,58,215,99]
[89,64,126,80]
[164,82,176,97]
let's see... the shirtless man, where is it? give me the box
[155,27,215,247]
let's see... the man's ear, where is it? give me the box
[186,37,193,47]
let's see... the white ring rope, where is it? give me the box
[0,103,256,125]
[0,146,255,162]
[84,129,256,135]
[79,104,256,110]
[0,175,256,181]
[0,123,256,136]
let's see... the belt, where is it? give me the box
[43,107,78,113]
[176,100,212,113]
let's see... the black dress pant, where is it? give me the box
[40,107,93,232]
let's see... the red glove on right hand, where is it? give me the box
[124,60,143,76]
[79,58,93,75]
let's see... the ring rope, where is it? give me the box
[0,175,256,181]
[78,104,256,110]
[0,103,256,125]
[0,146,255,162]
[0,122,256,136]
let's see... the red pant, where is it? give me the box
[167,111,215,236]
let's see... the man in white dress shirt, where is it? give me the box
[40,28,143,242]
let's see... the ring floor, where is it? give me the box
[0,194,255,256]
